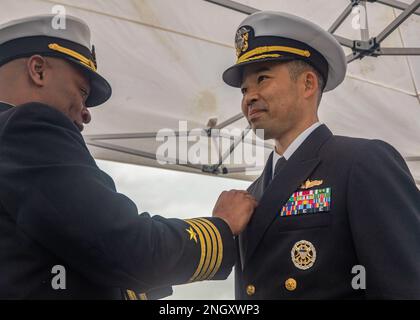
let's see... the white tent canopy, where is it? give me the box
[2,0,419,186]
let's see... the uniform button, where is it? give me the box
[246,284,256,296]
[285,278,297,291]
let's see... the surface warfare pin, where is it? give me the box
[300,179,323,189]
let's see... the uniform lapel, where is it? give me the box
[249,151,273,201]
[244,125,333,266]
[238,152,273,268]
[0,102,14,112]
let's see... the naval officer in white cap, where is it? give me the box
[0,14,257,299]
[224,11,420,299]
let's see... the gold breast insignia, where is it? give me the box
[291,240,317,270]
[300,179,323,189]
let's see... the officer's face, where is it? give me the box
[41,57,92,132]
[240,61,301,140]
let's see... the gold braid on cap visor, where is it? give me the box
[48,43,97,72]
[237,45,311,64]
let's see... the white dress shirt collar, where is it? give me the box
[272,122,322,178]
[0,101,15,107]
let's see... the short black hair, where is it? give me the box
[286,60,325,107]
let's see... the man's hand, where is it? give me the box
[212,190,257,235]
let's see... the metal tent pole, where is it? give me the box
[377,0,420,16]
[376,0,420,43]
[329,2,354,33]
[203,0,258,14]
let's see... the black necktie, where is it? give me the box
[274,157,287,178]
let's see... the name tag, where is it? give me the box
[280,188,331,217]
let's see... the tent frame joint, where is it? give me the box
[202,164,228,174]
[351,37,380,58]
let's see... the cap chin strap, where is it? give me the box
[48,43,97,72]
[237,45,311,64]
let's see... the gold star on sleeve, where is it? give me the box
[186,226,198,243]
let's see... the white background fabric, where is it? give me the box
[2,0,419,183]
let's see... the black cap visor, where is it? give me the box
[68,57,112,107]
[223,56,296,88]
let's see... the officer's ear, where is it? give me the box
[27,55,48,86]
[302,71,318,101]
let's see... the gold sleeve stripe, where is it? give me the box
[185,220,206,282]
[187,219,212,282]
[238,53,281,64]
[126,289,138,300]
[139,293,148,300]
[197,218,223,280]
[192,219,217,281]
[48,43,97,72]
[194,219,218,281]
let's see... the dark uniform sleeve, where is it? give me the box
[347,140,420,299]
[0,103,235,296]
